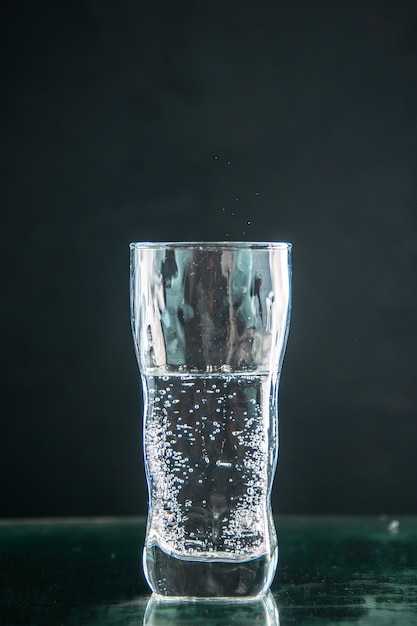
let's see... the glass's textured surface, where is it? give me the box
[130,242,292,598]
[130,241,292,374]
[1,517,417,625]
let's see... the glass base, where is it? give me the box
[143,544,278,599]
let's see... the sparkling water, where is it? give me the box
[143,372,279,598]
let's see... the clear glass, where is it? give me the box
[130,241,292,600]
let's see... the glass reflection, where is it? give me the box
[143,591,279,626]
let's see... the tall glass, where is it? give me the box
[130,241,292,599]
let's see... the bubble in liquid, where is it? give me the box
[145,373,271,559]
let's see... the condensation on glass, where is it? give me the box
[130,241,292,600]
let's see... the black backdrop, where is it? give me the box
[2,0,417,517]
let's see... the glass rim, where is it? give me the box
[129,240,292,250]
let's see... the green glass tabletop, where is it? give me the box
[1,517,416,625]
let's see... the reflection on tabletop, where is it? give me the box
[143,591,279,626]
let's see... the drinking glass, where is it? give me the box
[130,241,292,599]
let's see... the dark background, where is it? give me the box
[2,0,416,517]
